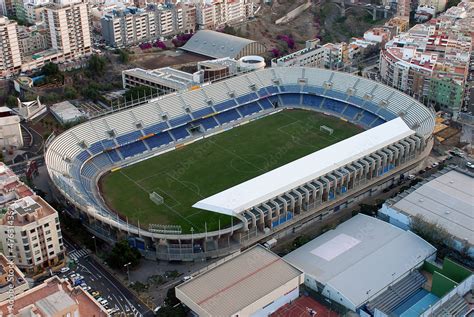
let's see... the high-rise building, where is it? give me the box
[0,195,65,275]
[0,17,22,78]
[44,1,92,59]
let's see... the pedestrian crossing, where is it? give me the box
[68,249,90,261]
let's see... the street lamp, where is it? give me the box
[92,235,97,254]
[124,262,132,283]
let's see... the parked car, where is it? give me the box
[60,267,70,273]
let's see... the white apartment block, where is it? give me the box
[0,17,22,78]
[419,0,448,13]
[0,195,65,275]
[101,5,195,47]
[45,1,92,58]
[196,0,253,30]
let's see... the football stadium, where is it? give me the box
[45,67,435,261]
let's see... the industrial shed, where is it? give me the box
[283,214,436,312]
[176,245,304,317]
[180,30,266,59]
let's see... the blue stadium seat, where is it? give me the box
[119,141,147,159]
[101,139,115,149]
[257,88,269,97]
[377,108,396,121]
[259,98,274,109]
[192,107,214,119]
[214,99,237,112]
[116,131,142,145]
[265,86,279,95]
[302,86,325,95]
[302,94,323,108]
[143,122,169,135]
[359,111,379,127]
[238,102,262,117]
[89,154,111,169]
[322,98,346,113]
[236,93,258,104]
[88,142,104,155]
[81,164,98,178]
[280,85,300,93]
[280,94,301,106]
[144,132,173,149]
[77,151,90,163]
[342,105,361,120]
[195,116,219,130]
[371,117,386,127]
[169,114,192,127]
[170,126,190,140]
[362,102,380,114]
[347,95,365,106]
[325,90,347,100]
[215,109,241,124]
[107,149,121,162]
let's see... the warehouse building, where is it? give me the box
[379,167,474,257]
[176,245,304,316]
[180,30,266,59]
[283,214,436,312]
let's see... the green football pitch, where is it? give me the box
[99,109,362,233]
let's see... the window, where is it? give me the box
[47,237,52,242]
[30,229,35,233]
[35,250,40,255]
[45,230,51,235]
[44,223,49,228]
[48,244,53,249]
[49,251,55,256]
[33,243,38,248]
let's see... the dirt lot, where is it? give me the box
[128,49,208,70]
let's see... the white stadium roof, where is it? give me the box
[283,214,436,309]
[193,117,414,216]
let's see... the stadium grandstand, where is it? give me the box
[45,67,436,261]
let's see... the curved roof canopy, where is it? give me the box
[181,30,264,59]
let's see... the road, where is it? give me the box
[61,238,154,317]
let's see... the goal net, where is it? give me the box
[320,125,334,135]
[149,192,164,205]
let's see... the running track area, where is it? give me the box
[271,296,340,317]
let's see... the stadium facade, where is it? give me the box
[45,67,436,261]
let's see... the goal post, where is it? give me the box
[149,192,164,205]
[320,125,334,135]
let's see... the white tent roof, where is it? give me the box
[193,118,414,215]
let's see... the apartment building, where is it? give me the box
[44,1,92,59]
[0,253,29,301]
[0,275,109,316]
[101,4,195,47]
[0,195,65,275]
[195,0,253,30]
[0,17,22,78]
[17,25,49,56]
[0,162,34,208]
[380,2,472,113]
[419,0,448,13]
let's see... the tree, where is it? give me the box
[42,62,60,77]
[105,240,141,269]
[6,95,17,108]
[64,86,78,99]
[118,49,130,64]
[410,214,453,248]
[87,54,107,77]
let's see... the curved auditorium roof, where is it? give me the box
[45,67,435,234]
[181,30,266,59]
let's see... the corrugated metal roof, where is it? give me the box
[176,245,303,316]
[181,30,257,59]
[284,214,436,309]
[393,169,474,245]
[193,118,414,216]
